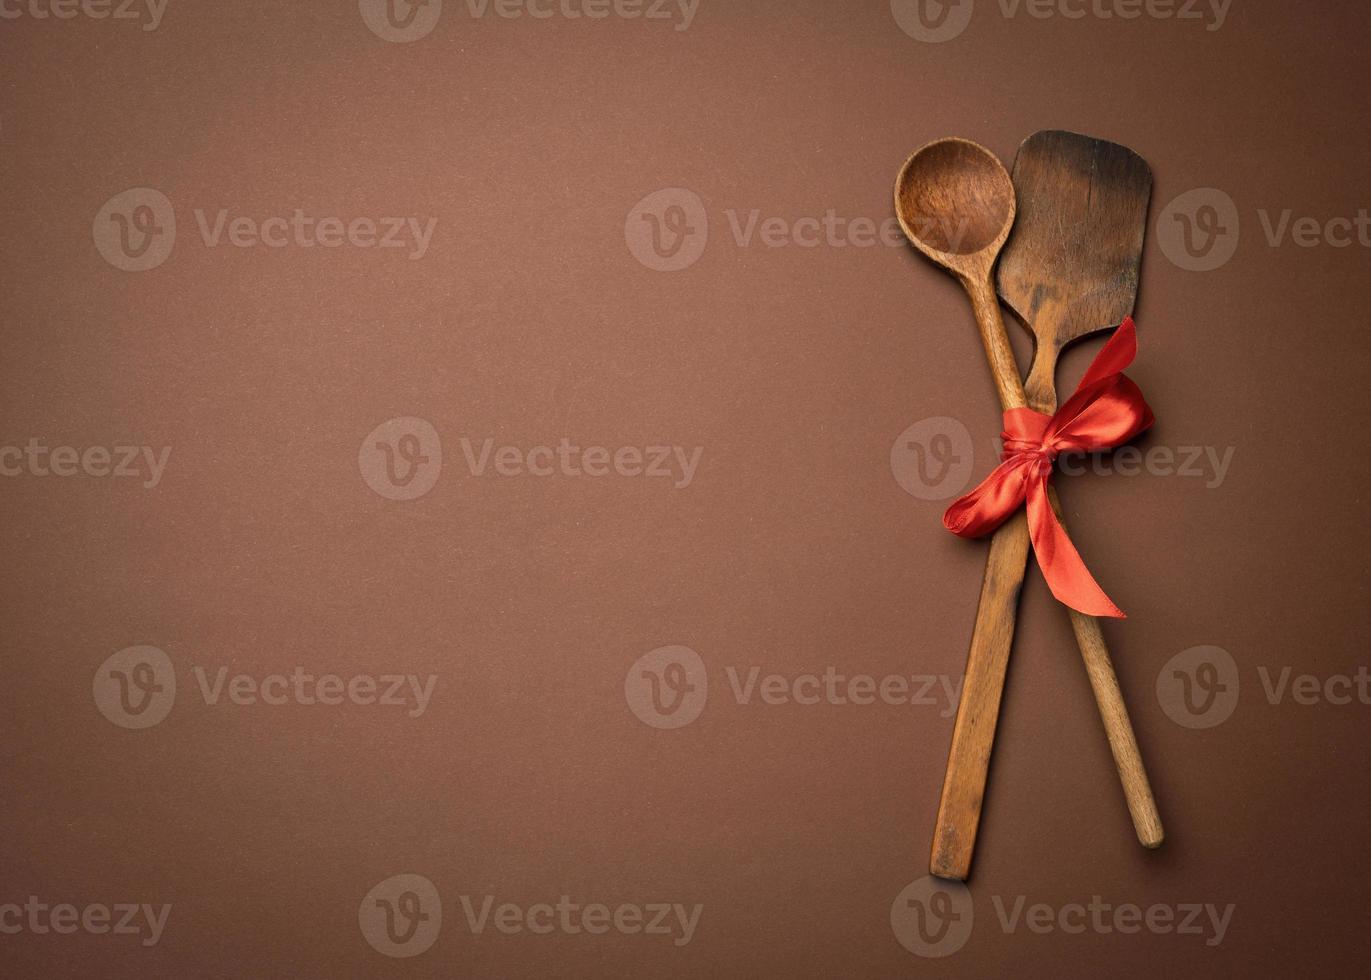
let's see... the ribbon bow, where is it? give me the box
[943,318,1154,619]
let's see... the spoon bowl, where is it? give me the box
[893,136,1023,413]
[895,138,1017,276]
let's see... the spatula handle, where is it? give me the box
[1047,486,1164,849]
[1027,332,1164,850]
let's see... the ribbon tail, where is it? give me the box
[1078,316,1138,390]
[943,459,1031,539]
[1024,477,1126,619]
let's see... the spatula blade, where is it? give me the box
[997,130,1153,347]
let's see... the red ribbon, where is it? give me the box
[943,317,1154,619]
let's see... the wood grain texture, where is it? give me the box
[1001,130,1152,415]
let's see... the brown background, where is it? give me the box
[3,0,1370,976]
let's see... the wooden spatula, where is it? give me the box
[930,131,1162,881]
[998,130,1162,849]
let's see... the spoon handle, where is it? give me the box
[929,273,1029,881]
[963,275,1027,412]
[930,513,1031,881]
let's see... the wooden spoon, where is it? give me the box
[894,138,1031,882]
[996,129,1163,851]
